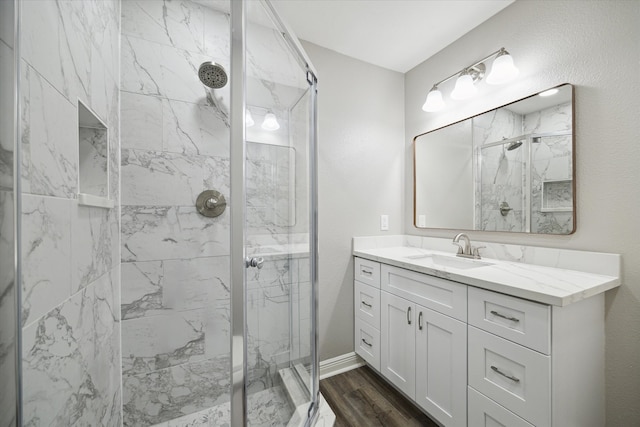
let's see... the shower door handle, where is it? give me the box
[245,257,264,269]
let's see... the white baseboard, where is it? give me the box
[319,352,365,380]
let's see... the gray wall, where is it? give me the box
[404,1,640,424]
[301,42,405,361]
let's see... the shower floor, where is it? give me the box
[151,386,292,427]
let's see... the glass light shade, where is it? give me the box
[450,74,477,100]
[539,88,559,97]
[262,112,280,131]
[246,110,255,127]
[422,87,445,112]
[486,52,519,85]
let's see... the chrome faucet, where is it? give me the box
[452,233,484,259]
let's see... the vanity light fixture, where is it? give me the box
[422,47,519,112]
[261,112,280,131]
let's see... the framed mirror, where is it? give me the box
[414,84,574,234]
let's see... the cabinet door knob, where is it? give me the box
[407,306,412,325]
[418,311,423,330]
[361,301,372,308]
[362,338,373,347]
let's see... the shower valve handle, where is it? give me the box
[245,257,264,269]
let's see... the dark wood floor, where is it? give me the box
[319,366,439,427]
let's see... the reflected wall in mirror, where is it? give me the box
[414,84,574,234]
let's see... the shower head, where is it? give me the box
[507,140,523,151]
[198,61,228,89]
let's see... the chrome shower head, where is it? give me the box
[507,140,523,151]
[198,61,228,89]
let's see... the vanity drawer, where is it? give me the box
[468,387,534,427]
[381,264,467,321]
[468,326,550,427]
[355,318,380,371]
[355,280,380,329]
[354,257,381,288]
[468,287,550,354]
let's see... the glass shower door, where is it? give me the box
[243,1,317,425]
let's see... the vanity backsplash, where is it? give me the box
[354,235,619,278]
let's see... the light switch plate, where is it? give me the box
[380,214,389,231]
[418,214,426,227]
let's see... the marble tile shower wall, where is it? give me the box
[119,1,232,425]
[19,0,122,425]
[120,1,310,424]
[525,102,573,234]
[0,0,17,424]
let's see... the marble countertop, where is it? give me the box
[353,246,620,306]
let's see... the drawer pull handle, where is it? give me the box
[361,269,373,276]
[490,310,520,322]
[491,365,520,383]
[418,311,423,330]
[407,306,412,325]
[361,301,372,308]
[362,338,373,347]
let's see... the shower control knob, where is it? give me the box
[245,257,264,269]
[196,190,226,218]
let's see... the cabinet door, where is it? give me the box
[380,292,416,399]
[415,305,467,427]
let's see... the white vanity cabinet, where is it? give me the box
[354,256,607,427]
[354,258,382,371]
[467,287,605,427]
[357,260,468,427]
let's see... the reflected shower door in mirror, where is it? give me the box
[414,84,575,234]
[246,141,296,229]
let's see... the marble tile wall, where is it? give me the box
[246,142,295,230]
[120,1,312,424]
[0,0,17,423]
[79,126,109,197]
[19,0,122,424]
[525,102,573,234]
[120,1,233,424]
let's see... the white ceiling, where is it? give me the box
[271,0,515,73]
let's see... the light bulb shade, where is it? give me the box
[246,110,254,127]
[487,52,519,85]
[539,88,558,97]
[450,74,477,100]
[422,87,445,112]
[261,112,280,131]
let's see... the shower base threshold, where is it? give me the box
[280,365,335,427]
[149,370,334,427]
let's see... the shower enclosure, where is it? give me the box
[0,0,319,425]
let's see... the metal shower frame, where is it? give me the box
[230,1,319,426]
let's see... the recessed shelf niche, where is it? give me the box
[541,179,572,212]
[78,101,113,208]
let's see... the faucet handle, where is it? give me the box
[452,241,464,255]
[472,246,486,258]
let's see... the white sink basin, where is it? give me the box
[405,253,493,270]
